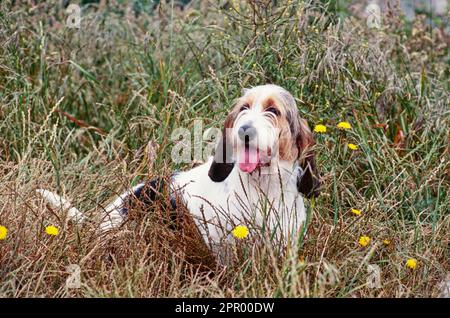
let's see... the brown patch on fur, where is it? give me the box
[276,117,298,162]
[260,88,320,197]
[263,93,298,162]
[263,97,276,109]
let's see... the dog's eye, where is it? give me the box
[266,107,280,116]
[240,104,250,112]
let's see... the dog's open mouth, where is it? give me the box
[238,145,260,173]
[238,145,271,173]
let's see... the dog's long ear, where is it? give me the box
[208,113,235,182]
[296,118,320,198]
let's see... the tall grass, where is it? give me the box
[0,0,448,297]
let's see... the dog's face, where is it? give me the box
[209,84,320,198]
[229,85,301,172]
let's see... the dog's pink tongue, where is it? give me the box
[239,148,259,173]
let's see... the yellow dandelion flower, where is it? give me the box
[0,225,8,240]
[348,143,358,150]
[406,258,417,270]
[232,225,249,239]
[313,124,327,133]
[383,239,391,246]
[45,225,59,236]
[337,121,352,130]
[358,235,371,247]
[351,208,362,216]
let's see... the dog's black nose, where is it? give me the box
[238,124,256,141]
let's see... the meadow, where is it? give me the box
[0,0,448,297]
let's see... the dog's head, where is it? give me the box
[208,84,320,198]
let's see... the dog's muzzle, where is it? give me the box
[238,124,256,143]
[236,123,266,173]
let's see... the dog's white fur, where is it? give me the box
[172,157,305,252]
[37,84,317,257]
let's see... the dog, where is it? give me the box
[37,84,320,258]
